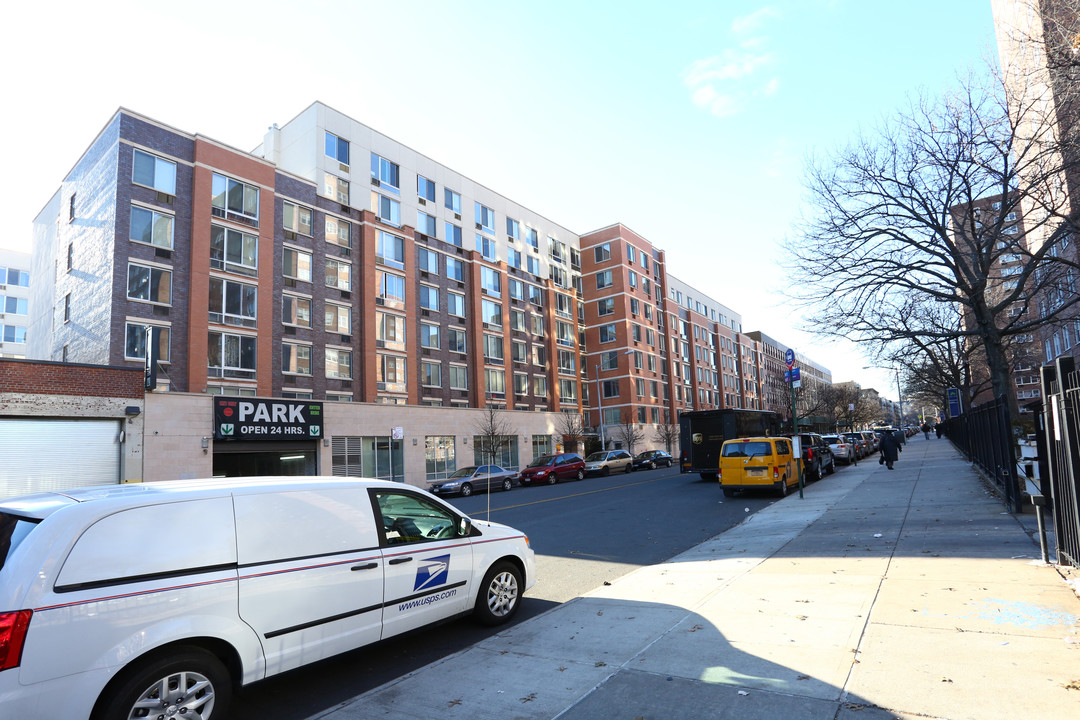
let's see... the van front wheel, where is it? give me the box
[474,561,522,626]
[95,647,231,720]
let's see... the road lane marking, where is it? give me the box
[477,474,677,513]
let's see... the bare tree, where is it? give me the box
[613,410,645,456]
[786,67,1080,415]
[473,405,512,468]
[557,410,585,455]
[652,412,680,454]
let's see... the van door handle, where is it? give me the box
[388,557,413,565]
[351,563,378,571]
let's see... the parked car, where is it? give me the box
[632,450,674,470]
[429,465,518,496]
[785,432,835,481]
[860,430,879,453]
[842,432,869,458]
[518,453,585,485]
[822,434,856,465]
[718,436,798,497]
[0,477,535,720]
[584,450,634,476]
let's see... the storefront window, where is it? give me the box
[425,436,457,481]
[331,436,404,482]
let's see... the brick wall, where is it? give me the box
[0,358,144,399]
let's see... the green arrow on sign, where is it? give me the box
[310,426,321,437]
[221,424,234,436]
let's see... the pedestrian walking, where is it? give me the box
[921,422,931,440]
[935,423,943,439]
[879,430,902,470]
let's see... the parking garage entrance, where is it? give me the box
[212,397,323,478]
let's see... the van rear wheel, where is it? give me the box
[776,477,790,498]
[94,647,231,720]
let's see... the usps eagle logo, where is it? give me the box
[413,554,450,591]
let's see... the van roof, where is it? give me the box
[0,476,403,518]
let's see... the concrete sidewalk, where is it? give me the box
[312,438,1080,720]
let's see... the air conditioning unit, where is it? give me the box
[371,178,380,187]
[284,278,296,287]
[157,192,174,205]
[376,340,386,349]
[285,230,297,241]
[340,291,351,299]
[375,296,386,305]
[340,204,350,214]
[420,271,429,278]
[339,162,349,173]
[418,198,426,206]
[454,213,461,220]
[341,247,350,256]
[475,223,483,230]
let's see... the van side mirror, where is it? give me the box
[458,517,473,536]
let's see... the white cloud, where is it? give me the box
[682,7,783,119]
[731,6,781,35]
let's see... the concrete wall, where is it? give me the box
[144,392,572,487]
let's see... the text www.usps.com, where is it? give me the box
[399,589,457,611]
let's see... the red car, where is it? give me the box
[518,453,585,485]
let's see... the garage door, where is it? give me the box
[0,419,121,500]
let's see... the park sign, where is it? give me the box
[214,398,323,441]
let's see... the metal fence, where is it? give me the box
[1038,357,1080,569]
[941,394,1022,514]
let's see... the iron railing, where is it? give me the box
[1038,357,1080,568]
[941,394,1022,514]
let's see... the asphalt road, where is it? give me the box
[230,466,782,720]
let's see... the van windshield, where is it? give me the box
[722,442,772,458]
[527,455,556,468]
[0,513,39,574]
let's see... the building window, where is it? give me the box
[507,247,522,269]
[599,323,617,343]
[556,320,575,347]
[372,193,400,226]
[422,361,442,388]
[322,175,348,205]
[325,258,352,291]
[210,225,258,277]
[534,375,548,397]
[378,270,406,305]
[526,255,540,275]
[559,379,577,402]
[421,323,441,349]
[448,328,467,354]
[444,222,463,247]
[509,278,524,300]
[528,283,543,306]
[475,203,495,235]
[558,349,576,373]
[371,153,400,192]
[514,372,528,395]
[417,247,439,274]
[326,348,353,379]
[449,364,468,389]
[448,292,465,317]
[626,244,636,264]
[325,131,350,166]
[376,231,405,269]
[482,299,502,327]
[476,234,497,261]
[127,263,172,305]
[481,266,502,296]
[444,188,461,213]
[417,211,437,237]
[526,227,539,251]
[512,340,527,363]
[132,149,177,195]
[283,247,312,282]
[507,218,520,240]
[282,342,312,375]
[209,277,257,328]
[417,175,436,202]
[447,256,465,283]
[208,331,256,379]
[282,294,311,327]
[510,309,526,331]
[419,285,439,311]
[549,238,565,264]
[283,202,313,236]
[212,173,259,224]
[377,311,406,350]
[130,205,174,249]
[531,314,544,336]
[1,296,27,316]
[483,333,504,362]
[596,270,613,289]
[326,216,351,248]
[377,354,406,390]
[485,368,506,394]
[325,303,350,334]
[124,322,171,362]
[594,243,611,263]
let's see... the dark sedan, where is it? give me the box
[632,450,674,470]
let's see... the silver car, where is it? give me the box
[429,465,518,496]
[823,434,856,464]
[584,450,634,476]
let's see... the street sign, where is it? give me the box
[784,367,801,383]
[784,348,795,368]
[946,388,962,418]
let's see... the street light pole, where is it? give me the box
[596,349,633,451]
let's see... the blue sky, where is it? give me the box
[0,0,1000,397]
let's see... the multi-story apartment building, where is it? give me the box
[27,101,833,477]
[0,250,31,358]
[31,104,586,414]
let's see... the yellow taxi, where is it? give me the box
[718,436,797,497]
